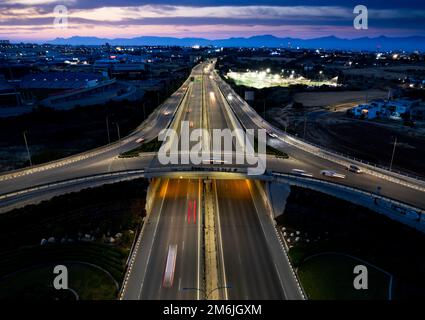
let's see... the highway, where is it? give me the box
[202,66,296,299]
[1,61,425,211]
[120,61,304,300]
[123,65,206,300]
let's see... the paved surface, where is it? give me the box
[215,179,287,299]
[121,178,202,300]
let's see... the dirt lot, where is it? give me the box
[294,89,388,109]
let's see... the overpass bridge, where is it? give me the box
[2,165,424,233]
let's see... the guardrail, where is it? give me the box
[0,170,146,202]
[2,165,424,212]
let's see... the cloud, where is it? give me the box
[1,2,425,40]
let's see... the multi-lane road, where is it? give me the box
[121,60,302,299]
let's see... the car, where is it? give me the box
[135,138,145,144]
[163,111,171,116]
[291,169,314,177]
[347,164,363,174]
[320,170,346,179]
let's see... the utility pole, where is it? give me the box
[389,136,397,171]
[23,131,32,166]
[115,122,121,146]
[105,116,111,144]
[142,102,146,119]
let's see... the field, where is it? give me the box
[226,71,338,89]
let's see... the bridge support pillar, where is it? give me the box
[145,177,161,215]
[266,181,291,219]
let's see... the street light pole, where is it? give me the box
[389,136,397,171]
[23,131,32,166]
[114,122,122,156]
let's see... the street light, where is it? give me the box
[23,131,32,166]
[114,122,122,154]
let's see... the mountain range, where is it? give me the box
[47,35,425,52]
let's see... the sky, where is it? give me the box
[0,0,425,41]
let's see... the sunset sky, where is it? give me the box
[1,0,424,41]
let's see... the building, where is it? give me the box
[39,79,122,110]
[350,100,385,119]
[0,79,21,107]
[20,71,103,100]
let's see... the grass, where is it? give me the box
[0,262,117,300]
[119,138,163,158]
[0,242,128,281]
[298,253,391,300]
